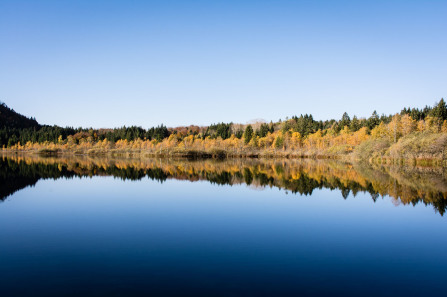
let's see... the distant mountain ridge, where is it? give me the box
[0,102,40,129]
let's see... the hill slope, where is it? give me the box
[0,102,40,129]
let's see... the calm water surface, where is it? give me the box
[0,155,446,296]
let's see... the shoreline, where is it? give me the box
[2,147,446,167]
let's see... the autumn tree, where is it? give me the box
[442,120,447,133]
[400,114,416,136]
[273,132,284,149]
[388,114,402,142]
[371,122,388,139]
[425,116,441,133]
[352,127,369,145]
[290,132,302,149]
[417,120,425,132]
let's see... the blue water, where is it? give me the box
[1,176,446,296]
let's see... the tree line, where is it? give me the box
[1,99,446,148]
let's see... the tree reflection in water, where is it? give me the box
[1,154,446,215]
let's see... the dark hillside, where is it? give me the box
[0,102,40,129]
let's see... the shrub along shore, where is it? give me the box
[4,131,447,167]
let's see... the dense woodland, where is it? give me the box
[1,100,447,163]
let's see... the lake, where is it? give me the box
[1,154,446,296]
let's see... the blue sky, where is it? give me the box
[0,0,446,128]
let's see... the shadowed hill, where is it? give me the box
[0,102,40,129]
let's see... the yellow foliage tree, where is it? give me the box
[388,114,402,142]
[425,116,442,133]
[417,120,425,132]
[351,127,369,145]
[305,130,323,149]
[442,120,447,133]
[290,132,302,150]
[400,114,416,136]
[371,122,388,139]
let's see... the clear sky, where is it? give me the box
[1,0,446,128]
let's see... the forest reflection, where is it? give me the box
[1,154,446,216]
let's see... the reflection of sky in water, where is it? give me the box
[0,177,445,296]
